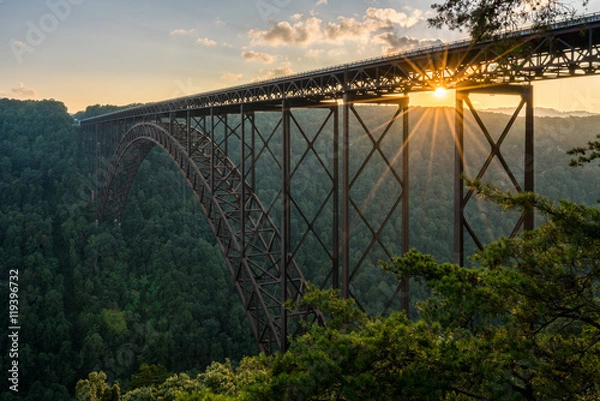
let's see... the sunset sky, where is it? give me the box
[1,0,600,113]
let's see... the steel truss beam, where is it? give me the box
[454,84,534,265]
[93,94,414,351]
[240,104,340,298]
[85,83,539,353]
[342,95,410,315]
[80,14,600,126]
[99,120,317,354]
[73,4,600,361]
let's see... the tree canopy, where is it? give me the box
[429,0,590,39]
[3,97,600,399]
[89,174,600,400]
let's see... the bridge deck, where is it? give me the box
[80,13,600,124]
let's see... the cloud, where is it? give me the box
[365,7,424,29]
[327,47,347,57]
[196,37,217,47]
[324,16,371,41]
[242,50,276,64]
[220,72,243,82]
[249,17,322,46]
[11,83,38,98]
[304,48,324,60]
[171,30,217,48]
[170,28,196,37]
[253,64,295,81]
[373,33,444,54]
[316,0,327,5]
[325,8,425,42]
[248,7,427,48]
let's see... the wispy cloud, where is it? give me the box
[220,72,243,82]
[171,29,218,48]
[304,48,324,60]
[196,38,217,47]
[241,50,276,64]
[170,28,197,37]
[253,64,295,81]
[316,0,328,6]
[11,82,38,98]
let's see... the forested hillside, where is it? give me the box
[1,99,599,399]
[0,100,256,400]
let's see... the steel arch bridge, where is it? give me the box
[80,13,600,354]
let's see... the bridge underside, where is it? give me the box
[79,7,600,357]
[81,82,537,353]
[81,12,600,352]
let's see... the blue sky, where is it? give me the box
[1,0,599,112]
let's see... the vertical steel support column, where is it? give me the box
[186,111,191,155]
[401,104,410,314]
[168,113,175,163]
[341,94,351,299]
[524,86,535,231]
[94,122,99,206]
[281,102,291,351]
[241,104,247,258]
[248,112,256,191]
[210,108,215,194]
[454,91,466,266]
[223,114,229,156]
[332,105,340,290]
[454,84,534,265]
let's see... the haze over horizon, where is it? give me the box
[1,0,600,114]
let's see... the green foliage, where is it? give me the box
[0,99,255,399]
[76,371,121,401]
[383,185,600,399]
[200,360,237,395]
[73,104,143,121]
[429,0,589,39]
[122,373,204,401]
[119,356,271,401]
[102,309,128,336]
[569,133,600,167]
[4,98,600,400]
[175,392,239,401]
[129,364,172,390]
[257,179,600,399]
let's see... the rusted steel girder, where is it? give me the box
[100,121,314,354]
[454,84,534,265]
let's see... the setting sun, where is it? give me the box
[434,87,448,98]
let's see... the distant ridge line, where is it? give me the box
[483,107,599,118]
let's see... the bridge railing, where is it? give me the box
[80,11,600,125]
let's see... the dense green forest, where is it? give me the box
[1,98,599,399]
[0,100,256,400]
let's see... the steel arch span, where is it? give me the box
[100,122,311,354]
[79,11,600,352]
